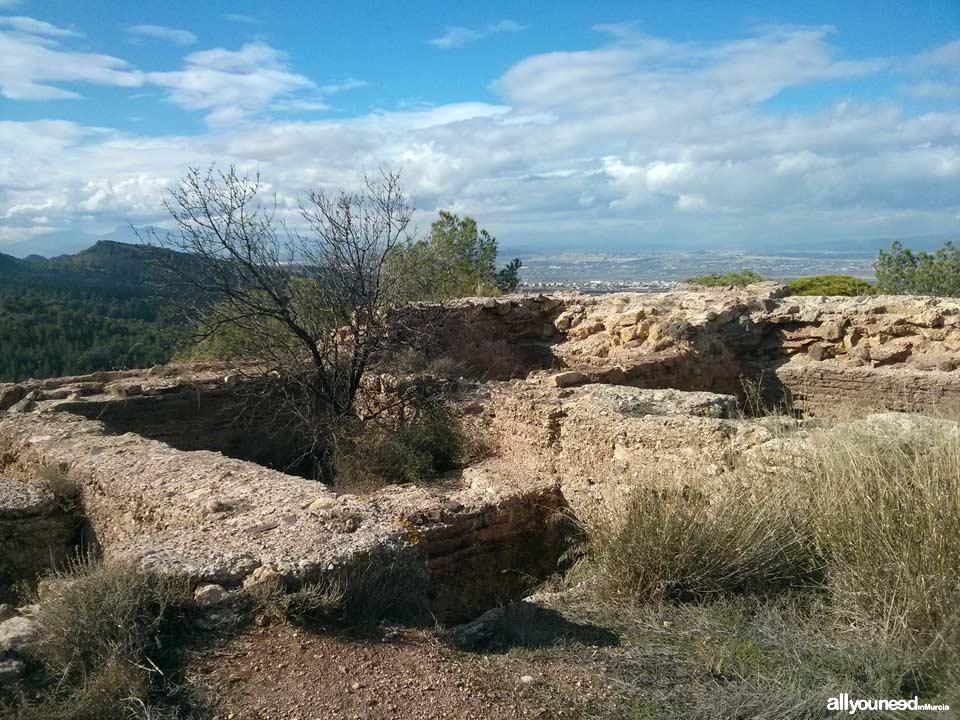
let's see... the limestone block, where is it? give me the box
[545,371,588,388]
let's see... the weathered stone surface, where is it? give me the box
[0,616,36,654]
[4,287,960,621]
[447,606,506,649]
[462,382,772,519]
[0,658,25,685]
[0,405,568,621]
[0,386,25,413]
[0,478,78,603]
[577,385,737,419]
[194,583,227,605]
[0,478,55,519]
[774,362,960,415]
[545,371,588,388]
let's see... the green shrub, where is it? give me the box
[787,274,874,296]
[387,211,523,300]
[875,240,960,296]
[685,269,764,287]
[334,400,469,492]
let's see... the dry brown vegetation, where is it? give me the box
[564,413,960,717]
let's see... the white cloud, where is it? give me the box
[1,24,958,252]
[146,42,314,125]
[909,81,960,100]
[0,22,317,126]
[915,40,960,69]
[270,79,366,114]
[495,26,883,114]
[222,13,259,24]
[0,15,79,37]
[317,78,367,94]
[676,193,710,212]
[127,24,197,46]
[429,20,526,49]
[0,19,140,99]
[269,98,330,113]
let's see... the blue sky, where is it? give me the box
[1,0,958,254]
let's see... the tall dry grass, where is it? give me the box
[800,417,960,652]
[584,482,820,603]
[583,412,960,696]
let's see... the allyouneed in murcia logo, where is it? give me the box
[827,693,950,715]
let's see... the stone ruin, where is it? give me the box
[3,282,960,637]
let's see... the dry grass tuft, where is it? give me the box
[800,418,960,654]
[579,412,960,711]
[243,551,430,629]
[582,482,821,603]
[36,464,83,514]
[9,557,196,720]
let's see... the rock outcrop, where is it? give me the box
[3,285,960,619]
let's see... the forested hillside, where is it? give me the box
[0,242,181,382]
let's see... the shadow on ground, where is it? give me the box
[445,601,620,652]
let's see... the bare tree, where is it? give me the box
[142,165,415,476]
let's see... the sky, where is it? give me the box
[0,0,959,255]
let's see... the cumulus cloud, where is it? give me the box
[1,24,958,251]
[127,24,197,46]
[0,19,141,99]
[495,26,883,113]
[0,21,315,126]
[429,20,526,49]
[146,42,314,125]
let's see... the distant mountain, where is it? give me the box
[4,226,953,260]
[0,239,197,292]
[0,240,185,383]
[0,226,164,259]
[0,252,23,272]
[46,240,165,280]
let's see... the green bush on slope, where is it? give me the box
[685,269,764,287]
[787,275,874,296]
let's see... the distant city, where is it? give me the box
[0,229,902,295]
[516,250,877,293]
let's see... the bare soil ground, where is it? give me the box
[185,621,614,720]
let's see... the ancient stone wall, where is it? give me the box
[517,287,960,414]
[384,295,566,379]
[0,478,79,602]
[0,385,569,621]
[5,286,960,620]
[774,362,960,415]
[61,384,318,477]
